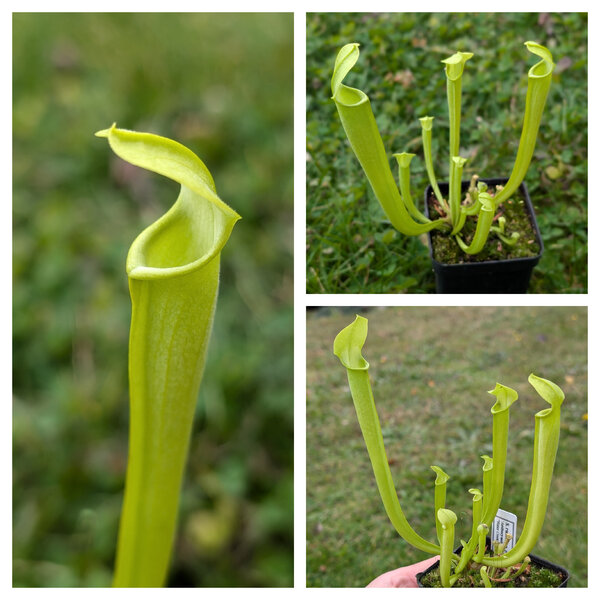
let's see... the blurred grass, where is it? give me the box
[307,307,587,586]
[306,13,587,293]
[13,13,293,587]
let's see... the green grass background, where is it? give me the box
[13,13,293,587]
[307,13,587,293]
[307,307,587,586]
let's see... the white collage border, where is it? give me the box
[5,1,597,596]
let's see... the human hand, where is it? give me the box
[366,556,440,588]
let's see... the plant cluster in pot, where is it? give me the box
[331,41,555,293]
[332,316,570,588]
[416,537,569,588]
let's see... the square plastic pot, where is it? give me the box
[423,178,544,294]
[416,538,569,588]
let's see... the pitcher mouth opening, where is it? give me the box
[126,185,239,281]
[525,41,555,79]
[333,84,369,109]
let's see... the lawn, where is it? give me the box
[307,307,587,586]
[306,13,587,293]
[13,13,293,587]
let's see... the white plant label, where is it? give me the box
[492,508,517,551]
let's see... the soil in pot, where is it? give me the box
[419,561,566,588]
[427,182,541,264]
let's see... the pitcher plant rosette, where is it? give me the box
[333,315,566,588]
[331,41,555,255]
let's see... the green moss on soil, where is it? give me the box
[420,562,564,588]
[429,188,541,264]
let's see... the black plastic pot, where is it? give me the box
[423,178,544,294]
[416,539,569,588]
